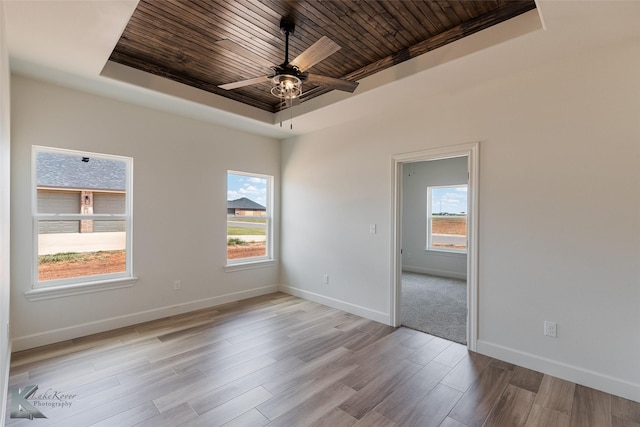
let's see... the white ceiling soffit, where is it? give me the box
[4,0,640,138]
[4,0,138,76]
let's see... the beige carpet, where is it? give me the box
[401,272,467,344]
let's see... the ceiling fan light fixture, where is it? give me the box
[271,74,302,99]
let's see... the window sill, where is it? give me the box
[425,249,467,256]
[25,276,138,301]
[225,259,277,272]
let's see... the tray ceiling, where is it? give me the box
[109,1,536,113]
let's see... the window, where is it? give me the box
[226,171,273,267]
[28,146,134,299]
[427,185,467,253]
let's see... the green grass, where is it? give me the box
[39,252,84,263]
[39,250,123,264]
[227,227,265,235]
[227,238,248,246]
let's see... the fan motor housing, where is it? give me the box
[279,17,295,35]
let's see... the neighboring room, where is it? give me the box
[401,157,468,344]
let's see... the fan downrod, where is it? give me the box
[279,17,295,67]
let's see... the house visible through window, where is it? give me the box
[227,171,272,263]
[33,146,133,287]
[427,185,467,253]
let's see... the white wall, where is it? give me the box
[10,75,281,351]
[280,39,640,401]
[402,157,467,279]
[0,1,12,421]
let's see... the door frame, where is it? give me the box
[390,142,479,351]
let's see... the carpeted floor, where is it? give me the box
[401,272,467,344]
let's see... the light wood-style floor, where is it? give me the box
[6,293,640,426]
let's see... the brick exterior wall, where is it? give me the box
[80,190,93,233]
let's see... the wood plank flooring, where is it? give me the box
[6,293,640,426]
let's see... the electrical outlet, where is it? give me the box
[323,274,329,285]
[544,321,557,338]
[174,280,181,290]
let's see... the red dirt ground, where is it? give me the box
[39,224,463,281]
[227,242,266,259]
[39,243,267,281]
[39,226,465,281]
[432,218,466,235]
[38,251,126,282]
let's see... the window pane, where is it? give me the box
[37,189,80,214]
[37,151,126,213]
[38,221,126,282]
[227,172,269,261]
[430,186,467,251]
[34,147,131,285]
[431,216,467,249]
[93,192,126,214]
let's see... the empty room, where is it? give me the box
[0,1,639,426]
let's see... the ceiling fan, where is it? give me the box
[217,17,359,104]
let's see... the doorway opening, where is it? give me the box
[391,143,478,350]
[401,158,468,343]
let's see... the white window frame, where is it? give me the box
[26,146,136,301]
[426,184,468,254]
[225,170,275,271]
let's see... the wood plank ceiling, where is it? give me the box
[109,1,536,113]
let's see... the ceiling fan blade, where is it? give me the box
[290,36,340,72]
[219,75,270,90]
[215,39,274,69]
[306,74,359,93]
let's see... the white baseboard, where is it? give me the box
[279,285,390,325]
[1,342,10,426]
[11,285,279,352]
[402,265,466,280]
[477,340,640,403]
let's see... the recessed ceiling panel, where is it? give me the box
[109,0,536,113]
